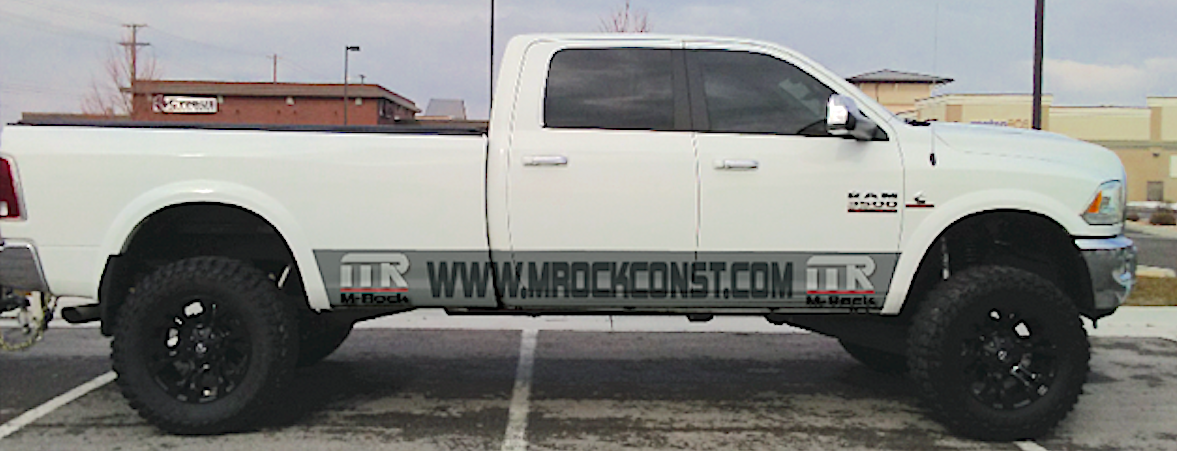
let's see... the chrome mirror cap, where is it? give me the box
[827,94,879,141]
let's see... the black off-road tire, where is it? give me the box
[112,257,299,435]
[296,314,354,367]
[839,339,907,374]
[908,266,1089,441]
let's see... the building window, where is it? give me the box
[1148,181,1164,202]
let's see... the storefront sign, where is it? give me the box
[152,95,218,114]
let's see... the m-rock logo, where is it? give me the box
[316,251,896,311]
[803,256,880,309]
[336,253,411,306]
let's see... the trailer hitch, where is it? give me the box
[1,288,56,352]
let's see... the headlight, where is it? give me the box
[1082,180,1125,225]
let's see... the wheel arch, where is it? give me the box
[884,208,1093,317]
[97,183,329,335]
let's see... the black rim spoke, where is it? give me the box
[145,296,251,404]
[959,304,1062,411]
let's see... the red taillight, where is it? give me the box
[0,157,23,219]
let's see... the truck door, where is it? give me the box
[501,41,697,307]
[686,45,903,309]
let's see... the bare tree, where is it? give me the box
[600,1,650,33]
[82,32,160,116]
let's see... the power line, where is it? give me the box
[149,27,270,59]
[145,26,328,81]
[2,3,332,83]
[4,0,122,27]
[0,9,113,44]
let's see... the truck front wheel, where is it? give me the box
[111,257,299,434]
[908,265,1089,441]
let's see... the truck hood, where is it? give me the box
[931,122,1123,177]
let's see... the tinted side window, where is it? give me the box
[544,49,675,130]
[690,50,834,135]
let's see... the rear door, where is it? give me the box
[501,40,698,307]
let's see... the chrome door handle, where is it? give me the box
[715,159,759,170]
[523,155,568,166]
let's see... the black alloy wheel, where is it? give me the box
[956,305,1060,410]
[908,265,1089,441]
[113,257,298,434]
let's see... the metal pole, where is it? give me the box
[1032,0,1045,130]
[490,0,495,112]
[343,46,359,125]
[343,49,349,125]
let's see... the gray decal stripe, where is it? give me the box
[315,250,898,310]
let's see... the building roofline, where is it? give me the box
[847,69,954,84]
[129,80,420,112]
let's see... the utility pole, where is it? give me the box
[490,0,495,111]
[1032,0,1045,130]
[343,46,360,125]
[271,54,279,83]
[119,23,149,107]
[359,74,366,84]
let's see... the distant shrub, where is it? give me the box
[1150,208,1177,225]
[1128,211,1141,221]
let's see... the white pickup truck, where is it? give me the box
[0,34,1136,440]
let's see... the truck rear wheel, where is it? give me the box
[111,257,298,434]
[908,265,1089,441]
[839,339,907,374]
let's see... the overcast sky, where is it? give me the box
[2,0,1176,125]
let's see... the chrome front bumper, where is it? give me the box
[0,239,49,292]
[1075,236,1137,316]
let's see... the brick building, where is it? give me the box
[129,81,420,125]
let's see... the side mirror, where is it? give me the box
[827,94,879,141]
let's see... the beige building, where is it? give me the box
[913,95,1177,202]
[852,72,1177,202]
[848,70,954,118]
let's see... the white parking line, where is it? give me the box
[1015,440,1051,451]
[0,371,115,440]
[501,329,538,451]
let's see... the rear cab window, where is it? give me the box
[544,48,683,131]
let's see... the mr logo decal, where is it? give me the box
[338,253,411,305]
[315,250,896,312]
[848,191,899,213]
[804,256,880,309]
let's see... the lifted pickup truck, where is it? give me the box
[0,34,1136,440]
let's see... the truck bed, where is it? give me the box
[12,117,488,136]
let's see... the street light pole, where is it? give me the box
[343,45,360,125]
[1032,0,1045,130]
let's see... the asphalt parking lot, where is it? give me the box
[2,322,1176,451]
